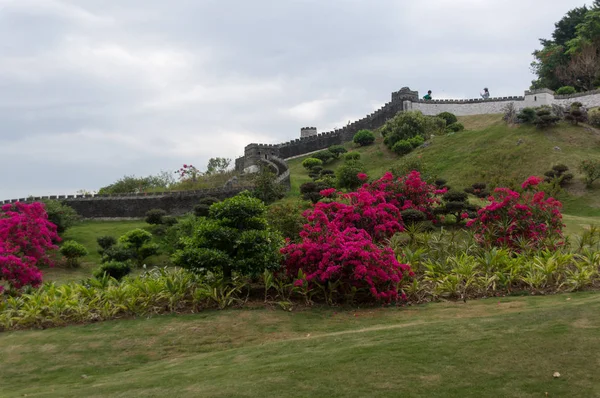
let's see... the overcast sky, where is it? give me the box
[0,0,590,199]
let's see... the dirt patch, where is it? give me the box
[572,318,598,329]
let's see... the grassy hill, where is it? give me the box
[2,291,599,397]
[287,115,600,223]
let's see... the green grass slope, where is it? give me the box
[2,292,599,397]
[287,115,600,219]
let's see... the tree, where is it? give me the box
[328,145,347,159]
[60,240,88,268]
[98,174,173,194]
[172,193,283,280]
[556,43,600,91]
[118,229,159,267]
[251,167,285,205]
[353,130,375,146]
[578,159,600,187]
[206,157,232,175]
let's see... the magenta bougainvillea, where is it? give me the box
[466,176,564,250]
[0,202,60,292]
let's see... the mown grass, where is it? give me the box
[43,220,167,284]
[1,292,599,397]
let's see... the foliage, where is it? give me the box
[302,157,323,171]
[436,112,458,126]
[535,106,561,129]
[98,173,174,195]
[409,135,425,148]
[118,229,159,267]
[466,177,564,251]
[336,161,367,190]
[145,209,166,225]
[41,200,80,234]
[172,194,283,279]
[589,109,600,127]
[251,167,286,205]
[311,150,335,164]
[464,182,490,199]
[175,164,201,182]
[564,102,588,125]
[59,240,88,268]
[267,201,307,242]
[502,103,518,124]
[328,145,347,159]
[446,122,465,133]
[578,159,600,187]
[436,191,478,224]
[556,86,577,95]
[381,111,434,149]
[392,140,413,155]
[96,235,117,252]
[101,245,135,263]
[205,157,231,175]
[93,261,132,280]
[543,164,573,189]
[516,107,537,124]
[300,181,331,203]
[344,152,361,161]
[353,129,375,146]
[0,202,60,291]
[193,197,220,217]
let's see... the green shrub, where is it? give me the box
[564,102,588,125]
[162,215,203,254]
[302,158,323,170]
[578,159,600,188]
[193,196,220,217]
[353,129,375,146]
[381,111,437,150]
[446,122,465,132]
[345,152,361,161]
[535,106,560,129]
[267,201,307,242]
[101,245,135,263]
[336,160,366,190]
[556,86,576,95]
[162,216,178,226]
[59,240,88,268]
[300,181,331,203]
[172,194,283,279]
[400,209,426,224]
[251,167,285,205]
[392,140,413,155]
[41,200,80,234]
[119,229,159,267]
[145,209,166,225]
[312,150,335,164]
[408,135,425,148]
[328,145,347,158]
[97,235,117,252]
[517,107,537,124]
[436,112,458,126]
[589,110,600,127]
[93,261,132,280]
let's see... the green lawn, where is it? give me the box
[1,292,599,397]
[43,220,165,284]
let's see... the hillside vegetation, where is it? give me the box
[287,114,600,219]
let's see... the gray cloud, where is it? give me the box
[0,0,589,198]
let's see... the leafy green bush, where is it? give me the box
[311,150,335,164]
[556,86,576,95]
[408,135,425,148]
[145,209,166,225]
[300,181,331,203]
[564,102,588,125]
[578,159,600,188]
[392,140,413,155]
[436,112,458,126]
[353,130,375,146]
[59,240,88,268]
[517,107,537,124]
[267,201,307,242]
[336,160,366,190]
[193,197,220,217]
[464,182,489,199]
[535,106,560,129]
[400,209,426,224]
[544,164,573,190]
[381,111,440,151]
[93,261,132,280]
[446,122,465,133]
[101,245,135,263]
[302,158,323,170]
[97,235,117,252]
[172,194,283,279]
[589,110,600,127]
[41,200,80,234]
[345,152,361,161]
[162,216,178,226]
[328,145,347,158]
[119,229,159,267]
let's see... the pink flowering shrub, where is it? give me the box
[364,171,445,221]
[281,211,411,302]
[0,202,60,292]
[466,177,563,250]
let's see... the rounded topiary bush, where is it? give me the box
[392,140,413,155]
[589,110,600,127]
[437,112,458,127]
[353,129,375,146]
[193,196,220,217]
[60,240,88,268]
[145,209,166,225]
[93,261,132,280]
[446,122,464,132]
[302,157,323,171]
[556,86,576,95]
[408,135,425,148]
[345,152,361,161]
[400,209,426,224]
[97,235,117,252]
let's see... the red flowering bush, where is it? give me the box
[364,171,445,221]
[281,211,411,302]
[0,202,60,292]
[466,177,563,250]
[175,164,201,182]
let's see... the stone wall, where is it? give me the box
[411,97,525,116]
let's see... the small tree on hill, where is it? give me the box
[578,159,600,187]
[353,130,375,146]
[328,145,347,159]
